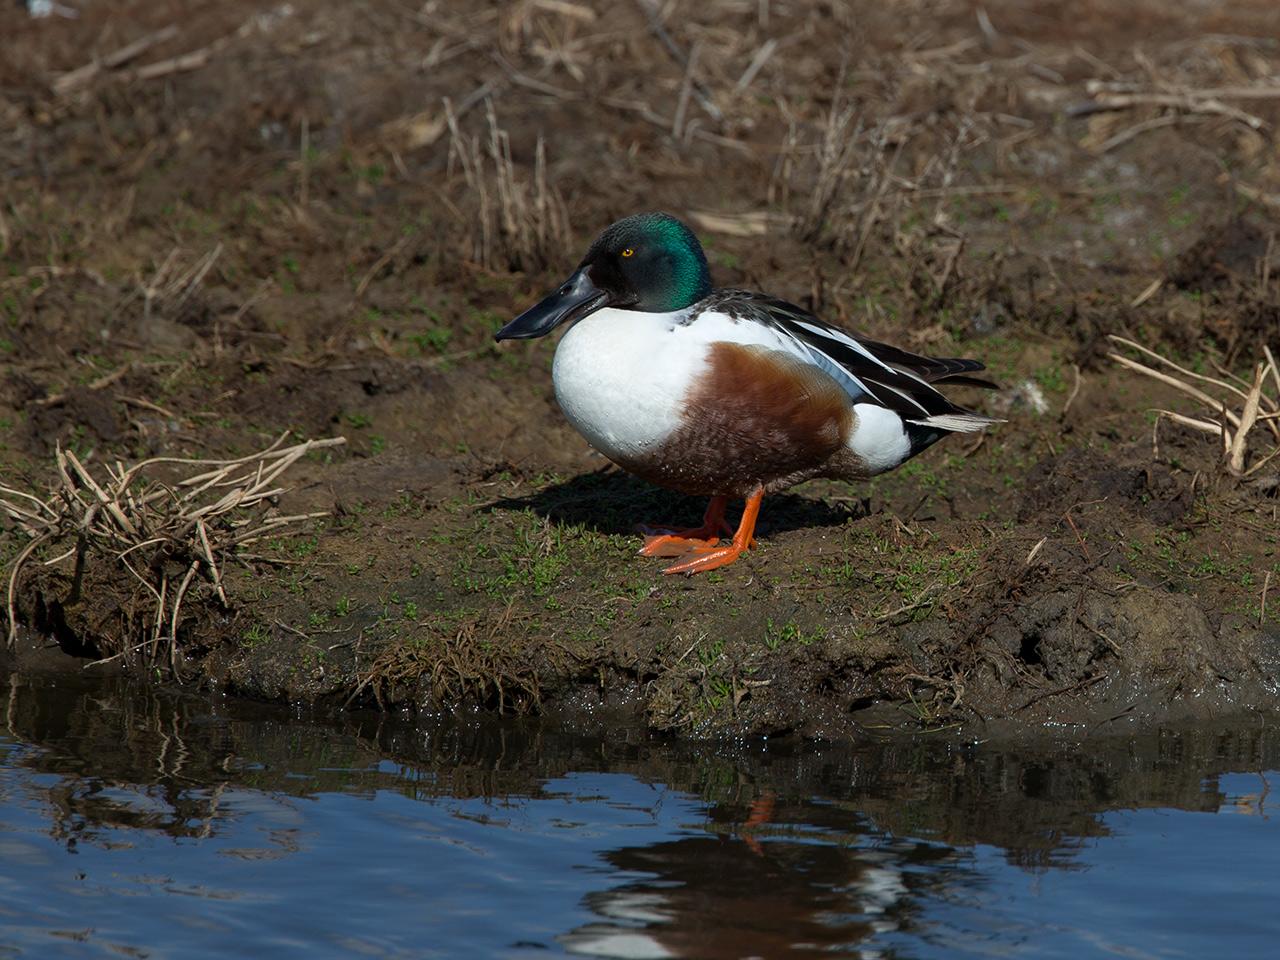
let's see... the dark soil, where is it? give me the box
[2,0,1279,739]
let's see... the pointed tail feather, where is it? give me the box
[908,412,1002,433]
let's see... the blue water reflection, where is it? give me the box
[0,671,1277,958]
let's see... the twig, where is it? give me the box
[1069,92,1268,131]
[1085,80,1280,101]
[1095,114,1207,153]
[130,45,219,82]
[170,243,222,315]
[197,519,227,606]
[1129,277,1163,308]
[1228,363,1266,475]
[227,513,330,547]
[735,38,778,92]
[53,25,180,95]
[1265,346,1280,400]
[1062,363,1083,416]
[1243,445,1280,478]
[0,264,108,291]
[168,561,200,677]
[82,638,156,670]
[1025,536,1047,566]
[150,572,169,661]
[1111,336,1262,409]
[875,582,945,621]
[274,619,312,641]
[0,486,57,521]
[5,539,46,646]
[1154,409,1226,436]
[532,0,596,20]
[686,210,794,237]
[121,396,179,419]
[62,446,139,536]
[1114,336,1278,477]
[1109,353,1243,428]
[1016,672,1106,713]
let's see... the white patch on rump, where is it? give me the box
[848,404,911,474]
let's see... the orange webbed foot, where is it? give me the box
[636,496,733,557]
[639,531,720,558]
[661,542,749,575]
[658,487,763,577]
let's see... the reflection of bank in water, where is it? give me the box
[5,667,1279,959]
[0,668,389,847]
[560,809,952,960]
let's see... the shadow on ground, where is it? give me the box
[488,468,868,538]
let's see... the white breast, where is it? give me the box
[551,309,700,462]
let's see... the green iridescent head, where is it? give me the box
[495,213,713,342]
[579,212,712,313]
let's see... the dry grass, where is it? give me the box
[1109,335,1280,478]
[347,602,546,713]
[126,243,224,326]
[446,99,569,273]
[1,434,346,671]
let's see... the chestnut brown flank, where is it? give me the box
[615,342,854,497]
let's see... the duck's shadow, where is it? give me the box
[489,468,867,537]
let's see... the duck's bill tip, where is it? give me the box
[495,268,609,341]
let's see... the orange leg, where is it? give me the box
[637,496,734,557]
[660,487,763,576]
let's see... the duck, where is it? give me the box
[495,212,997,576]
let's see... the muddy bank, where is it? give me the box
[2,0,1278,738]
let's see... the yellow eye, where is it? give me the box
[621,247,634,258]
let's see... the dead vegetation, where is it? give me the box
[347,604,550,714]
[1,435,345,672]
[446,100,570,273]
[1110,336,1280,480]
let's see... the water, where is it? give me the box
[0,670,1277,959]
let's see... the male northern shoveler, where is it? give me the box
[496,212,998,576]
